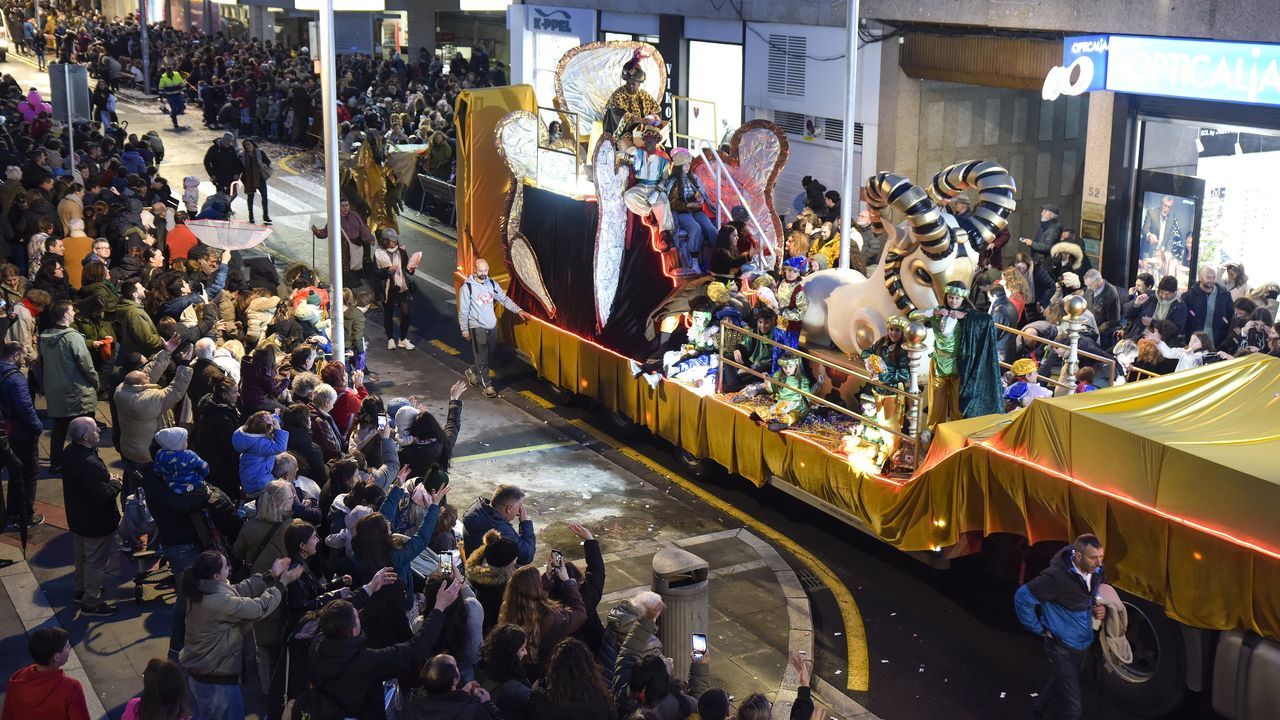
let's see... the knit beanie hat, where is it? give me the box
[155,427,188,451]
[482,529,519,568]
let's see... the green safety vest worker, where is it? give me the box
[158,71,184,93]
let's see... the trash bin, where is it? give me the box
[652,547,709,680]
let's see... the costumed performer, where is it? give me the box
[738,354,811,432]
[860,314,911,428]
[622,123,674,246]
[603,49,661,139]
[1003,357,1054,411]
[776,257,810,351]
[841,391,891,470]
[922,281,1003,429]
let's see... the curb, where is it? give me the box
[0,561,109,720]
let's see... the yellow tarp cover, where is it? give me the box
[510,318,1280,639]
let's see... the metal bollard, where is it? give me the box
[652,547,710,680]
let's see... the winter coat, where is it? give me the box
[567,539,605,652]
[186,357,227,407]
[77,279,122,315]
[203,141,243,183]
[462,496,536,566]
[114,298,165,358]
[309,404,345,461]
[180,574,283,679]
[614,615,707,720]
[344,305,367,353]
[353,501,441,609]
[37,326,99,417]
[142,465,242,549]
[466,556,515,635]
[1031,218,1062,257]
[155,448,210,495]
[114,350,192,464]
[401,690,504,720]
[234,516,290,576]
[231,427,289,497]
[481,676,531,720]
[599,599,663,681]
[245,295,280,344]
[0,360,42,440]
[399,400,462,476]
[62,442,122,537]
[240,355,286,411]
[192,394,242,500]
[332,384,368,438]
[1015,545,1104,651]
[528,577,588,674]
[283,417,328,487]
[0,665,89,720]
[305,609,446,720]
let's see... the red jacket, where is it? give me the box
[331,384,368,438]
[1,665,90,720]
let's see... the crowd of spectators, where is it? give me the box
[1,1,492,185]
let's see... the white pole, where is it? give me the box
[319,0,345,356]
[140,0,151,94]
[838,0,860,270]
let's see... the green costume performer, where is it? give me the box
[925,282,1003,428]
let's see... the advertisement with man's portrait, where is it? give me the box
[1134,172,1204,289]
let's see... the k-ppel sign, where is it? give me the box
[525,5,578,34]
[1045,34,1280,107]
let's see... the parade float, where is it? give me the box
[451,40,1280,709]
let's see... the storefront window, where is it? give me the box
[1137,117,1280,288]
[687,40,742,149]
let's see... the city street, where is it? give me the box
[0,55,1215,720]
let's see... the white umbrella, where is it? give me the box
[184,219,274,250]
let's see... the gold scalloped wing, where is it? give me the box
[554,41,667,140]
[690,120,789,266]
[591,137,630,329]
[494,110,556,318]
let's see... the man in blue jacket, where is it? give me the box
[461,483,536,565]
[0,342,43,530]
[1015,534,1106,720]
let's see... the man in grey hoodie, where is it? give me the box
[457,259,529,398]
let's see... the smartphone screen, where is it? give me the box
[552,549,564,568]
[439,553,453,575]
[691,633,707,655]
[377,414,388,429]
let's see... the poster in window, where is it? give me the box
[1133,172,1204,289]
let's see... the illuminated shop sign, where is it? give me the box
[1047,34,1280,107]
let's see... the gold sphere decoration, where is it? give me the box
[1064,294,1088,319]
[906,321,929,345]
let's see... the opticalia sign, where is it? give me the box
[1047,34,1280,107]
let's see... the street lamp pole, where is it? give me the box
[838,0,860,270]
[319,0,345,355]
[140,0,151,94]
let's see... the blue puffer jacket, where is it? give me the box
[231,427,289,497]
[1014,545,1103,650]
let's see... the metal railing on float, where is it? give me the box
[994,296,1119,393]
[715,322,928,473]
